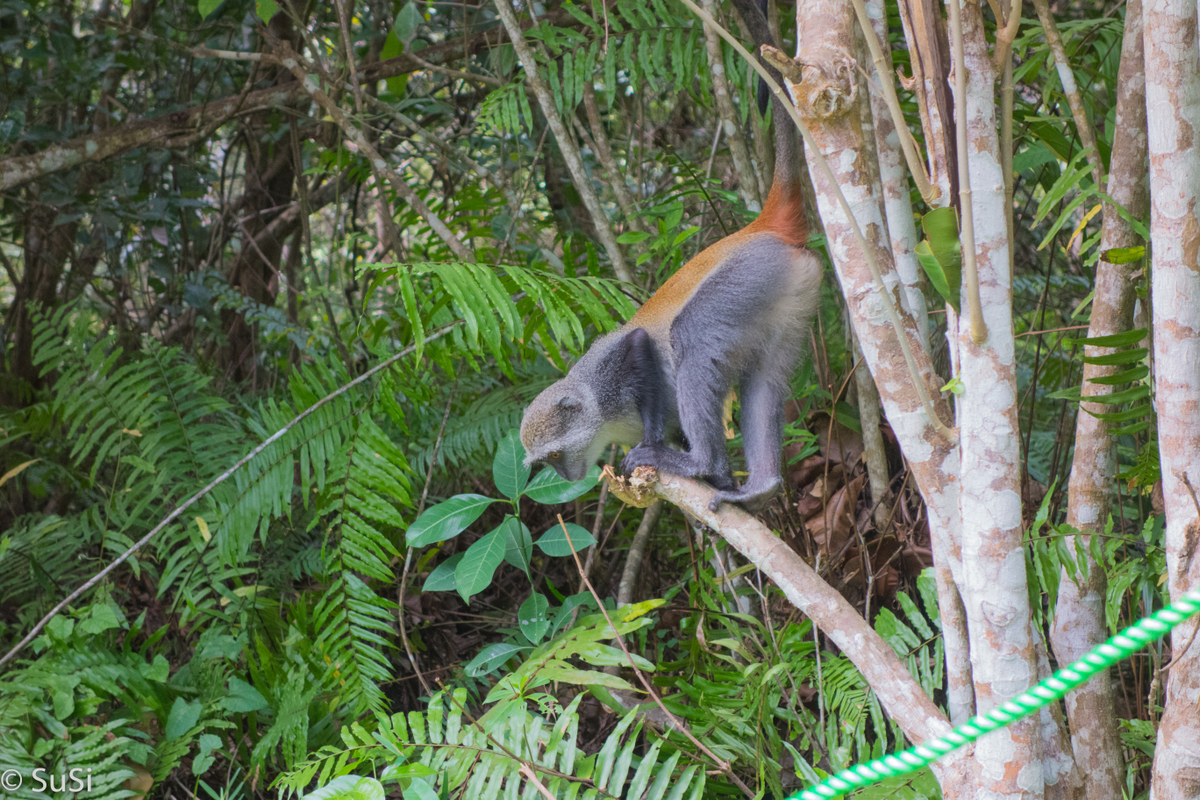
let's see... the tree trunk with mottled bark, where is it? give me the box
[1050,2,1147,796]
[1144,0,1200,793]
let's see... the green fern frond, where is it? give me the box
[277,688,706,799]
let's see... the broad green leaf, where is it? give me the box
[541,666,635,691]
[518,592,552,644]
[255,0,279,21]
[1111,419,1151,436]
[464,642,528,676]
[198,0,222,18]
[1070,384,1150,405]
[222,676,268,713]
[550,593,597,637]
[493,429,529,499]
[193,733,223,777]
[525,464,601,504]
[1088,366,1149,385]
[455,528,507,601]
[141,654,170,682]
[1082,403,1152,423]
[536,523,596,557]
[165,697,202,740]
[401,779,439,800]
[917,208,962,312]
[48,675,75,719]
[617,230,650,244]
[500,516,534,575]
[302,775,386,800]
[1101,245,1145,264]
[394,2,424,43]
[79,603,120,634]
[407,494,495,547]
[424,552,464,592]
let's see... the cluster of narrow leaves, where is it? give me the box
[280,604,694,800]
[1051,327,1152,437]
[407,430,599,602]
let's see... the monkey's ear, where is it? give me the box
[557,395,581,411]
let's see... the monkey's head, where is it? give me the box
[520,380,607,483]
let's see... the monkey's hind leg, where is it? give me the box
[707,366,787,512]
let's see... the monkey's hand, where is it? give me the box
[620,442,671,475]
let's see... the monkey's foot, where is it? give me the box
[707,477,782,513]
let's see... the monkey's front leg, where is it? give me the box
[621,443,738,492]
[621,356,736,492]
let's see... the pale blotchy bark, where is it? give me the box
[950,0,1049,795]
[1050,2,1147,796]
[868,0,979,734]
[779,4,970,793]
[1144,0,1200,793]
[492,0,633,284]
[862,0,932,353]
[702,0,762,210]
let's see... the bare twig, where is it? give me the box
[492,0,633,283]
[273,41,473,260]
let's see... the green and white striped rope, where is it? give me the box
[793,587,1200,800]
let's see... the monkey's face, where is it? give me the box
[520,383,603,482]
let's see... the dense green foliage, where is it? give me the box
[0,0,1167,797]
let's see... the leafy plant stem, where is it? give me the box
[555,514,756,798]
[0,324,459,669]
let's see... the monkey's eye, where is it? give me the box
[548,451,562,461]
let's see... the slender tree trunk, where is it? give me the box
[1144,0,1200,793]
[778,1,969,789]
[1050,2,1147,797]
[949,1,1049,795]
[492,0,633,284]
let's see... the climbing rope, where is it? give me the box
[793,587,1200,800]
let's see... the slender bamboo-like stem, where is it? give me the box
[991,0,1022,69]
[1031,0,1105,187]
[492,0,633,283]
[848,0,937,204]
[945,0,986,344]
[1001,15,1015,277]
[703,0,762,209]
[677,0,957,442]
